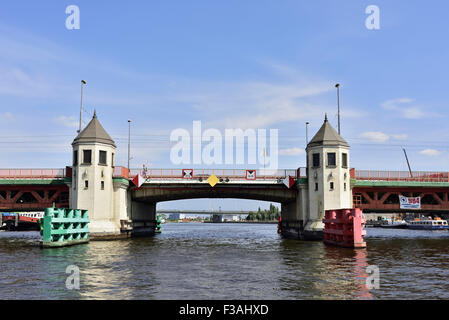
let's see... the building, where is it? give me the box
[168,213,186,220]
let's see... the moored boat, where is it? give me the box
[379,219,408,229]
[407,218,449,230]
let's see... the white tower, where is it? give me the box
[305,115,352,235]
[71,111,119,235]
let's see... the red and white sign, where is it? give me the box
[283,176,295,188]
[182,169,193,179]
[132,174,145,187]
[245,170,256,180]
[399,195,421,209]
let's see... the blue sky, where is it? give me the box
[1,1,448,210]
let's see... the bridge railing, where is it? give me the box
[113,166,130,179]
[0,168,67,180]
[351,169,449,182]
[0,167,306,181]
[127,168,306,180]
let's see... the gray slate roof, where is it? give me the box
[307,115,349,148]
[72,111,116,147]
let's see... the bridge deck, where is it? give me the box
[1,167,449,213]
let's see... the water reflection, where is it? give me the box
[1,226,449,299]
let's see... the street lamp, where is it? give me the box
[78,80,87,133]
[335,83,341,135]
[128,120,131,171]
[305,121,310,145]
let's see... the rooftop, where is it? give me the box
[72,111,116,147]
[307,114,349,148]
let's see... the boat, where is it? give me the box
[0,212,44,231]
[379,218,408,229]
[407,217,449,230]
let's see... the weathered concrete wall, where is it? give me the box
[280,182,319,240]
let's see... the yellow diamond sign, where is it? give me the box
[207,174,219,187]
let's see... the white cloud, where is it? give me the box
[419,149,441,156]
[360,131,390,142]
[53,116,78,128]
[391,134,408,140]
[360,131,408,143]
[1,112,14,120]
[279,147,305,156]
[381,98,427,119]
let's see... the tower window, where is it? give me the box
[344,182,347,191]
[342,153,348,168]
[330,182,334,190]
[83,150,92,164]
[327,153,336,166]
[99,150,107,165]
[312,153,320,167]
[73,150,78,166]
[101,181,104,190]
[84,180,89,189]
[315,183,319,191]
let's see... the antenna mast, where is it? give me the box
[402,148,413,178]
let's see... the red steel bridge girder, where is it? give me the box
[353,187,449,212]
[0,185,69,211]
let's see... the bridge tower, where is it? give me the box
[70,111,121,236]
[305,114,352,238]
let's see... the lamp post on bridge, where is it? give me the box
[78,80,87,133]
[128,119,131,171]
[335,83,341,135]
[305,121,310,145]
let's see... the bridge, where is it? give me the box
[2,167,448,214]
[1,112,448,240]
[156,209,253,216]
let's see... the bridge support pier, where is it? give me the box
[280,185,323,240]
[130,201,157,237]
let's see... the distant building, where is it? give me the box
[224,215,240,222]
[211,214,240,222]
[168,213,185,220]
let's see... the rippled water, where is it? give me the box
[1,223,449,299]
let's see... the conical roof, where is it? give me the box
[307,114,349,148]
[72,111,116,147]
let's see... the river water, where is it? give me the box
[1,223,449,300]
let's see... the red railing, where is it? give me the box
[5,167,446,183]
[0,168,67,180]
[352,169,449,182]
[126,168,305,180]
[113,166,130,179]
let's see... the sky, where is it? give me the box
[1,1,448,210]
